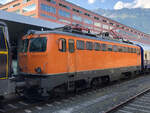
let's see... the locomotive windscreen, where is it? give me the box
[29,37,47,52]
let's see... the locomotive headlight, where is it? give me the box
[35,67,42,73]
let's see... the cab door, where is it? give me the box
[68,39,76,74]
[0,27,8,79]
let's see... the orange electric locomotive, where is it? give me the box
[17,27,141,96]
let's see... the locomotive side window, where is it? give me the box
[77,40,85,50]
[107,45,112,51]
[125,47,128,52]
[113,45,118,52]
[130,48,133,53]
[58,38,66,52]
[102,44,106,51]
[0,27,6,51]
[118,46,123,52]
[128,47,131,53]
[133,48,136,53]
[137,48,140,55]
[122,47,125,52]
[94,42,100,51]
[29,37,47,52]
[68,39,75,53]
[86,41,93,50]
[21,39,29,52]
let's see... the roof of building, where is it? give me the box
[0,10,63,29]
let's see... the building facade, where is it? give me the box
[1,0,150,44]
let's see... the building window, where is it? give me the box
[77,40,85,50]
[12,9,20,14]
[103,20,107,23]
[86,41,93,50]
[109,22,114,25]
[94,16,99,20]
[23,0,31,3]
[116,25,120,27]
[40,4,56,14]
[58,9,70,18]
[72,8,82,14]
[103,24,109,29]
[58,19,71,24]
[40,13,56,20]
[84,13,91,17]
[94,22,101,27]
[46,0,56,4]
[59,3,70,9]
[84,18,93,25]
[13,3,20,7]
[22,4,36,13]
[72,14,82,22]
[2,8,8,11]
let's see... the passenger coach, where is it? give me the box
[18,29,141,96]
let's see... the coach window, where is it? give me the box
[113,45,118,52]
[68,39,75,53]
[107,45,112,51]
[102,44,106,51]
[77,40,85,50]
[86,41,93,50]
[0,27,6,51]
[94,42,100,51]
[58,38,66,52]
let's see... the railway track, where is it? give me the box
[0,74,150,113]
[105,88,150,113]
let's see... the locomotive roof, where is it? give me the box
[27,30,138,47]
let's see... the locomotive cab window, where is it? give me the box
[68,39,75,53]
[77,40,85,50]
[0,27,7,51]
[20,39,29,52]
[29,37,47,52]
[58,38,66,52]
[86,41,93,50]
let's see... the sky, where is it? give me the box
[0,0,150,10]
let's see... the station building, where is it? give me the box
[0,0,150,44]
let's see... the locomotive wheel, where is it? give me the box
[91,79,99,89]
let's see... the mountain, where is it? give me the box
[94,8,150,34]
